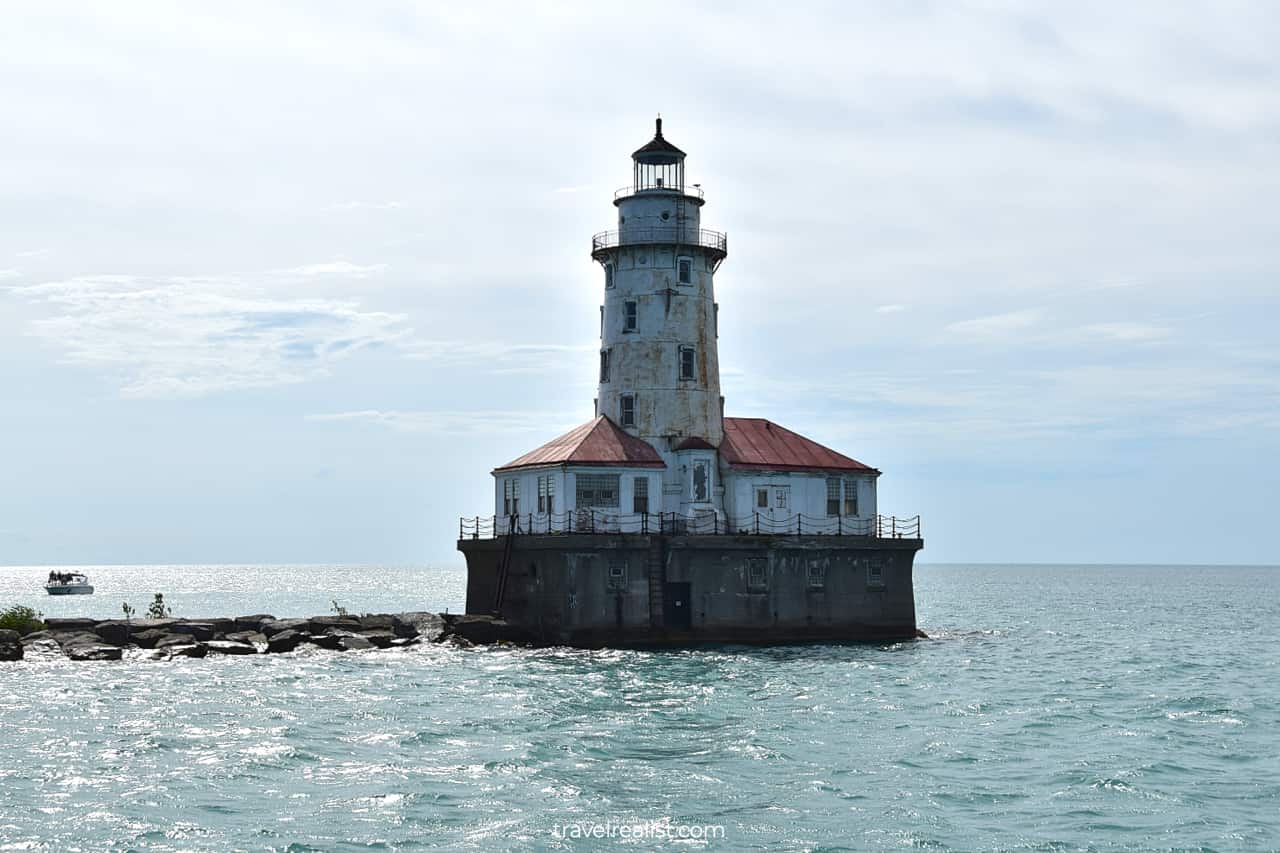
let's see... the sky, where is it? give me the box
[1,1,1277,567]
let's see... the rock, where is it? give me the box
[169,622,216,642]
[306,632,347,651]
[308,615,362,635]
[338,635,374,651]
[64,640,123,661]
[358,614,395,631]
[389,636,420,648]
[0,630,22,662]
[205,640,258,655]
[915,628,930,639]
[359,630,395,649]
[155,633,202,650]
[44,618,96,631]
[94,621,133,646]
[131,628,175,649]
[54,631,104,649]
[202,618,237,637]
[445,614,536,646]
[20,630,54,645]
[261,618,309,637]
[266,629,308,654]
[233,614,274,632]
[128,619,181,632]
[224,631,267,649]
[166,642,207,659]
[394,612,445,641]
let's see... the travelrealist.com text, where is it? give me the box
[551,819,727,841]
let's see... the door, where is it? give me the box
[754,485,791,532]
[664,582,692,628]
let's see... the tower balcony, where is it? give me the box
[591,227,728,263]
[613,184,705,205]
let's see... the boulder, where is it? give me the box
[20,630,54,645]
[394,612,446,641]
[169,622,216,642]
[131,628,175,649]
[94,620,133,646]
[155,633,203,650]
[338,635,374,651]
[64,640,123,661]
[167,642,208,659]
[233,614,275,632]
[205,640,258,655]
[359,630,395,649]
[358,614,396,631]
[308,615,362,635]
[224,631,267,649]
[127,619,181,632]
[202,618,237,637]
[261,618,309,637]
[0,629,22,662]
[54,631,103,649]
[266,629,308,654]
[306,632,347,651]
[44,618,96,632]
[445,615,536,646]
[389,636,420,648]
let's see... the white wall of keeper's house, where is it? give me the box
[721,469,878,526]
[493,466,664,517]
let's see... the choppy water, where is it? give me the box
[1,564,1278,851]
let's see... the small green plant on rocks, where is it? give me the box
[147,593,171,619]
[0,605,46,635]
[122,602,135,622]
[330,599,348,617]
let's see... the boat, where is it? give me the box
[45,571,94,595]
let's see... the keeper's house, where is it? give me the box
[458,119,923,646]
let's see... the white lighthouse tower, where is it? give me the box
[591,118,729,517]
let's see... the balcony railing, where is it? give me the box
[459,511,921,539]
[591,227,727,256]
[614,184,704,201]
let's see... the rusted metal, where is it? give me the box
[720,418,878,474]
[493,416,666,473]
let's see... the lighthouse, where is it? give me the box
[458,119,923,647]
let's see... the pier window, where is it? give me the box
[608,561,627,591]
[537,475,555,514]
[624,300,637,331]
[576,473,619,508]
[677,256,692,284]
[747,558,767,591]
[599,349,611,383]
[605,262,614,289]
[503,479,520,516]
[620,394,635,427]
[806,562,826,590]
[679,345,696,381]
[826,478,841,516]
[633,476,649,513]
[867,557,885,586]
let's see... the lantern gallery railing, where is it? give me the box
[590,227,728,256]
[613,184,705,201]
[459,511,922,540]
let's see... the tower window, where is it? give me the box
[714,303,719,337]
[620,394,635,427]
[600,349,611,383]
[604,263,614,289]
[633,476,649,513]
[677,257,692,284]
[624,301,637,331]
[679,346,696,381]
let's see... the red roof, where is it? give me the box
[674,436,716,451]
[720,418,875,474]
[494,416,666,473]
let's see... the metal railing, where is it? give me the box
[614,184,705,201]
[591,227,727,255]
[459,511,921,539]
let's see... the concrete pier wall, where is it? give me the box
[458,534,921,647]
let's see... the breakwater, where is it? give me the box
[0,612,533,662]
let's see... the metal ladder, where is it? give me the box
[646,535,665,628]
[492,520,516,615]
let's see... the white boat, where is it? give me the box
[45,572,94,595]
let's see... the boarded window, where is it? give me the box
[599,349,611,383]
[692,460,709,502]
[620,394,635,427]
[844,480,859,516]
[604,263,614,289]
[747,557,767,590]
[826,477,841,516]
[624,301,637,331]
[679,346,696,380]
[633,476,649,513]
[677,256,692,284]
[576,473,619,508]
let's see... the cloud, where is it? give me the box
[13,271,409,398]
[1078,321,1172,342]
[945,308,1043,339]
[400,340,596,374]
[16,249,49,258]
[875,303,908,314]
[0,269,19,280]
[282,261,388,277]
[322,201,406,212]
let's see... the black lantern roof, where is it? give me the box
[632,117,685,165]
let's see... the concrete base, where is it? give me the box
[457,533,922,647]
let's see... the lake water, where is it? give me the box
[1,563,1277,851]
